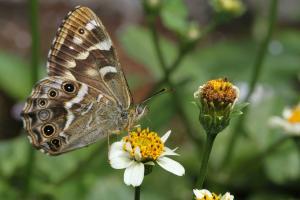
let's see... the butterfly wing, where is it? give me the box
[47,6,132,109]
[22,77,126,155]
[22,6,133,155]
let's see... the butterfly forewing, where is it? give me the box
[47,6,132,109]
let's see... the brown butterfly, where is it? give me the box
[21,6,146,155]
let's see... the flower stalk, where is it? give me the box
[196,133,216,188]
[194,78,241,188]
[22,0,40,199]
[134,186,141,200]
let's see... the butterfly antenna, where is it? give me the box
[141,88,171,105]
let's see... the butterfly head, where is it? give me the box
[125,104,147,129]
[135,104,147,120]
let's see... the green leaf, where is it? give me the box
[0,136,28,177]
[161,0,189,34]
[0,52,46,100]
[264,139,300,184]
[0,53,32,100]
[119,26,177,79]
[86,176,131,200]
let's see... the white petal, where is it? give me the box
[110,156,133,169]
[109,142,127,160]
[161,147,179,157]
[221,192,234,200]
[232,86,240,105]
[125,142,132,152]
[268,116,286,128]
[156,156,185,176]
[269,116,300,135]
[124,162,145,187]
[282,108,292,119]
[193,189,212,198]
[134,147,142,161]
[193,189,204,198]
[109,141,123,153]
[285,123,300,135]
[193,90,200,99]
[161,130,171,143]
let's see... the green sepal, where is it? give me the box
[197,98,245,136]
[230,102,249,118]
[144,165,153,176]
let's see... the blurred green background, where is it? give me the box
[0,0,299,199]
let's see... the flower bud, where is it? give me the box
[143,0,162,17]
[187,23,201,41]
[194,78,240,135]
[211,0,245,19]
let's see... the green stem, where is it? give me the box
[151,21,218,92]
[22,0,40,199]
[222,0,278,166]
[134,186,141,200]
[196,133,216,188]
[29,0,40,83]
[151,24,168,72]
[167,21,217,75]
[149,20,202,145]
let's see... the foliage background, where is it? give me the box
[0,0,299,199]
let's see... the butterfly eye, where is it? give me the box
[62,82,76,93]
[38,99,47,107]
[78,28,85,34]
[42,124,56,137]
[48,89,58,98]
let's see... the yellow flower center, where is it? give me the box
[201,78,237,104]
[195,193,220,200]
[288,106,300,123]
[123,128,164,161]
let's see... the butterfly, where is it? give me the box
[21,6,146,155]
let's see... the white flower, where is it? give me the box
[221,192,234,200]
[193,189,234,200]
[269,104,300,135]
[193,189,213,199]
[109,128,185,187]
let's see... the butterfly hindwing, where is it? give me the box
[21,76,126,155]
